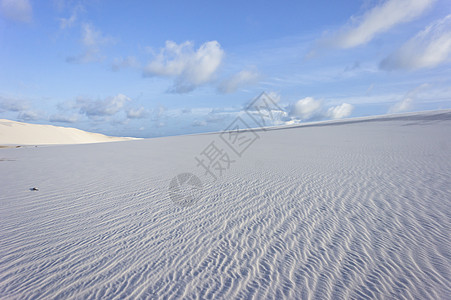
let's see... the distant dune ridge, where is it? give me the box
[0,110,450,299]
[0,119,136,145]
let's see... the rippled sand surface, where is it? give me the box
[1,111,450,299]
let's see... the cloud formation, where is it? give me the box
[144,40,224,93]
[389,98,413,113]
[380,15,451,70]
[67,23,114,63]
[0,96,28,112]
[77,94,130,117]
[112,56,139,71]
[0,96,43,122]
[291,97,322,119]
[0,0,32,23]
[218,69,260,94]
[17,110,38,121]
[126,107,148,119]
[49,114,78,123]
[245,92,290,127]
[81,23,111,47]
[291,97,353,120]
[388,83,429,113]
[59,5,83,29]
[331,0,434,48]
[326,103,354,119]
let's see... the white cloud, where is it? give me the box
[126,107,148,119]
[144,40,225,93]
[81,23,111,47]
[0,0,32,23]
[291,97,353,121]
[331,0,434,48]
[112,56,139,71]
[380,15,451,70]
[388,83,429,113]
[389,98,413,113]
[291,97,322,119]
[77,94,130,117]
[59,5,83,29]
[218,69,260,94]
[326,103,354,119]
[67,23,114,63]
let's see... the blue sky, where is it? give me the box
[1,0,450,137]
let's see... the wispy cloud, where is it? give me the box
[388,83,429,113]
[326,0,435,49]
[67,23,115,63]
[218,68,261,94]
[81,23,111,47]
[77,94,130,118]
[112,56,139,71]
[17,110,39,121]
[49,114,78,123]
[0,96,43,122]
[0,0,32,23]
[0,96,28,112]
[389,97,413,113]
[59,4,83,29]
[380,15,451,70]
[143,40,224,93]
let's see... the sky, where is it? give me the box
[0,0,450,138]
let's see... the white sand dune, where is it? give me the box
[0,110,450,299]
[0,119,135,146]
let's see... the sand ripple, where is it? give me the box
[1,111,450,299]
